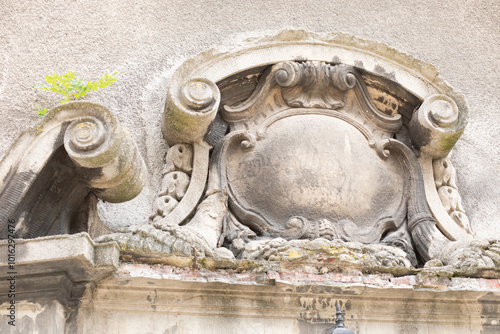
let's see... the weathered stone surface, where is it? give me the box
[225,115,405,238]
[1,233,500,333]
[100,54,478,269]
[0,1,498,332]
[0,300,66,334]
[98,223,216,258]
[0,233,119,286]
[72,263,500,334]
[0,233,119,333]
[0,2,498,238]
[0,102,146,239]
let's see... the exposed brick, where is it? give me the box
[416,275,451,289]
[479,278,500,289]
[391,275,416,286]
[267,271,280,280]
[362,274,391,286]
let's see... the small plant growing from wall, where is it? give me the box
[33,71,117,116]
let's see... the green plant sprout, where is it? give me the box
[34,71,117,116]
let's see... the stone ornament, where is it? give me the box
[96,30,500,272]
[0,29,478,273]
[219,62,408,247]
[0,102,146,239]
[432,155,471,233]
[150,143,193,222]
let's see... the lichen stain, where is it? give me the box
[289,249,302,258]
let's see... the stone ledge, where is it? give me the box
[78,262,500,334]
[119,247,500,279]
[0,233,119,305]
[115,262,500,292]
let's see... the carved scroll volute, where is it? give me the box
[409,94,472,240]
[163,78,220,145]
[63,107,146,202]
[0,102,146,238]
[410,94,468,158]
[159,77,220,226]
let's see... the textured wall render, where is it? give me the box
[0,0,498,238]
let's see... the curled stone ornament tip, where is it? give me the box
[180,79,216,111]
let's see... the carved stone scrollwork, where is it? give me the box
[0,102,146,239]
[408,94,472,239]
[275,61,348,109]
[150,142,210,227]
[63,111,145,203]
[163,78,220,145]
[97,31,495,273]
[219,63,409,254]
[410,94,467,158]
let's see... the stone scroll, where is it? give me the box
[0,102,146,239]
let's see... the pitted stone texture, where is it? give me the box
[241,238,412,270]
[73,263,500,334]
[97,223,215,258]
[440,239,500,273]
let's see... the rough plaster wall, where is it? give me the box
[0,1,498,237]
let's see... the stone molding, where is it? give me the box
[0,233,119,332]
[0,233,119,302]
[76,263,500,333]
[99,30,484,271]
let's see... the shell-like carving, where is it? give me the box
[433,156,471,235]
[152,195,179,217]
[438,186,460,213]
[433,157,457,188]
[450,211,471,233]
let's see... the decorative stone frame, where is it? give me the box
[160,29,471,246]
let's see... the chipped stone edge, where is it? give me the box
[0,232,120,280]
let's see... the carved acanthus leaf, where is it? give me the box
[276,61,348,109]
